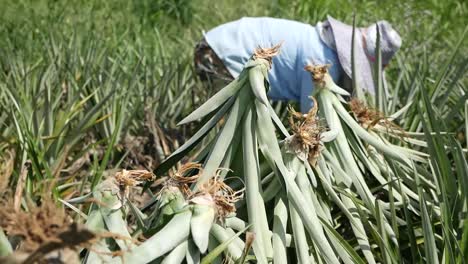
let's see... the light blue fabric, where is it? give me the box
[205,17,342,112]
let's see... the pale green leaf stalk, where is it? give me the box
[196,85,251,186]
[329,90,411,165]
[0,227,12,257]
[246,74,275,259]
[154,95,236,176]
[465,100,467,148]
[254,100,340,263]
[93,179,134,251]
[224,228,246,252]
[242,106,269,263]
[207,234,223,264]
[178,71,247,125]
[272,196,288,264]
[249,64,270,106]
[162,241,188,264]
[283,136,369,264]
[315,163,372,264]
[209,224,247,261]
[190,202,216,253]
[375,200,392,264]
[84,210,117,264]
[318,89,376,207]
[351,15,366,102]
[416,168,439,264]
[289,202,311,264]
[186,239,201,264]
[121,210,192,263]
[374,24,385,113]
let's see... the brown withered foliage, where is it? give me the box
[349,98,407,137]
[0,149,15,194]
[349,98,384,128]
[118,108,183,172]
[1,248,81,264]
[119,135,156,170]
[253,42,283,68]
[0,199,96,261]
[288,97,327,166]
[0,196,130,263]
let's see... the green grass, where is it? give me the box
[0,0,466,263]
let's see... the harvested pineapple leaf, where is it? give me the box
[83,164,244,264]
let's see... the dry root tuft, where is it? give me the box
[115,169,155,203]
[157,163,244,220]
[304,64,330,87]
[0,196,137,263]
[349,99,407,137]
[163,162,202,197]
[288,97,326,166]
[0,199,95,256]
[160,162,244,220]
[115,169,155,188]
[0,199,70,252]
[192,171,244,220]
[253,42,283,68]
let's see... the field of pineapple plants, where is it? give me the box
[0,0,467,263]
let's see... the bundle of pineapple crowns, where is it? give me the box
[70,163,245,264]
[146,44,355,263]
[158,162,244,220]
[32,45,435,264]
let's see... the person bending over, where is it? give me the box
[194,16,401,113]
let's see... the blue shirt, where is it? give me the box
[205,17,342,112]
